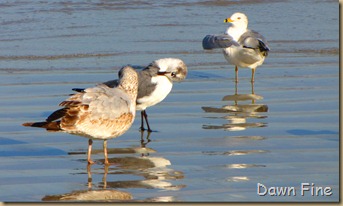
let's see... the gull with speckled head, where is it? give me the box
[73,58,188,132]
[202,12,270,82]
[23,66,139,165]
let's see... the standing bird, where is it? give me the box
[202,12,270,82]
[73,58,188,132]
[22,66,139,165]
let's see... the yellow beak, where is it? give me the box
[224,18,233,23]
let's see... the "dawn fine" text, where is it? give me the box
[257,183,333,197]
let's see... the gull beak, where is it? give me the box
[224,18,233,23]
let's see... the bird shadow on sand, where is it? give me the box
[202,81,268,131]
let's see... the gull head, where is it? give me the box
[153,58,188,82]
[224,12,248,29]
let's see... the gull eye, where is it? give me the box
[237,17,241,20]
[171,72,176,77]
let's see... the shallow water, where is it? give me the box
[0,0,339,202]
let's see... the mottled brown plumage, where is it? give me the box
[23,66,139,165]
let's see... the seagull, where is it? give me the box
[73,58,188,132]
[22,66,139,165]
[202,12,270,82]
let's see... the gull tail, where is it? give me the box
[22,121,61,131]
[258,39,270,57]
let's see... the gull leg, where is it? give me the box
[234,80,238,105]
[234,80,238,95]
[251,68,256,83]
[139,111,145,131]
[251,80,256,104]
[103,140,109,165]
[235,66,239,83]
[87,139,95,165]
[143,110,152,132]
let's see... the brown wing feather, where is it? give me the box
[22,121,61,131]
[60,106,86,130]
[46,108,67,122]
[59,101,82,107]
[23,104,89,132]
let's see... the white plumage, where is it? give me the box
[136,75,173,111]
[203,12,270,82]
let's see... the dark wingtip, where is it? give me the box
[22,121,61,130]
[202,35,213,50]
[72,88,85,93]
[22,121,48,128]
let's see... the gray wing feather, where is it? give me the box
[101,65,161,102]
[71,64,160,107]
[202,34,239,50]
[99,64,161,102]
[83,84,132,119]
[102,79,119,88]
[137,66,158,100]
[239,30,270,54]
[71,79,119,93]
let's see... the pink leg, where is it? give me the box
[235,66,239,83]
[251,68,256,83]
[88,139,95,164]
[103,140,109,165]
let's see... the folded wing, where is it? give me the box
[239,30,270,56]
[66,84,133,120]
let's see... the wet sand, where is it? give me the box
[0,0,339,202]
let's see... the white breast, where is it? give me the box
[226,27,246,41]
[136,76,173,111]
[223,46,265,69]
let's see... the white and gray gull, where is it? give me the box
[202,12,270,82]
[23,66,139,165]
[73,58,188,132]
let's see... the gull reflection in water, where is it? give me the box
[202,82,268,131]
[42,164,132,201]
[42,131,184,202]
